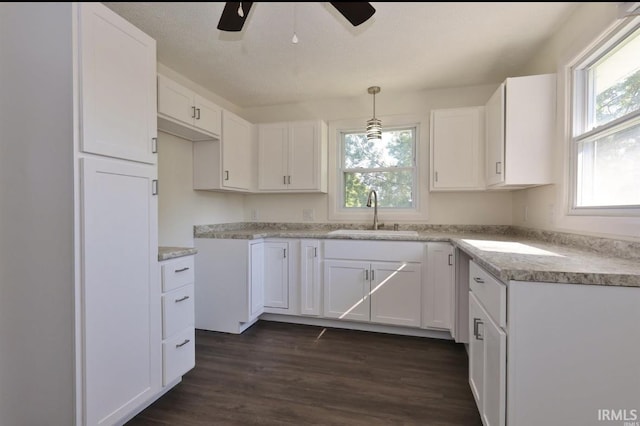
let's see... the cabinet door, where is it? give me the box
[157,73,195,128]
[300,240,321,316]
[431,108,484,191]
[288,121,318,190]
[222,111,251,190]
[424,243,455,330]
[264,242,289,309]
[369,262,421,327]
[258,123,288,190]
[468,292,485,412]
[193,94,222,137]
[81,157,160,426]
[485,83,505,186]
[323,260,370,321]
[483,309,506,426]
[79,3,157,164]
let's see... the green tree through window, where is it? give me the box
[342,128,416,208]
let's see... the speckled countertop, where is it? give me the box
[194,223,640,288]
[158,246,198,261]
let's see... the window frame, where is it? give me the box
[327,115,429,222]
[339,125,418,211]
[569,17,640,216]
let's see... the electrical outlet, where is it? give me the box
[251,209,258,221]
[302,208,314,222]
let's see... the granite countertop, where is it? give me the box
[158,246,198,261]
[194,223,640,288]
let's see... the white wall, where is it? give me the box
[241,84,513,224]
[514,2,640,241]
[158,132,245,246]
[0,4,75,425]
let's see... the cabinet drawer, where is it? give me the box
[324,240,424,262]
[162,284,195,339]
[163,328,195,386]
[161,256,194,292]
[469,260,506,328]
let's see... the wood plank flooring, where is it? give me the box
[127,321,482,425]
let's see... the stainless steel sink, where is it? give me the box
[328,229,418,236]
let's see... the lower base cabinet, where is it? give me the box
[469,260,640,426]
[159,255,196,385]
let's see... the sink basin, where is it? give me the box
[328,229,418,236]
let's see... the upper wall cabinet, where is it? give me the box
[80,3,157,164]
[485,74,556,189]
[258,120,328,193]
[193,109,253,192]
[430,107,485,191]
[157,74,222,142]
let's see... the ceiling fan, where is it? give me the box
[217,2,376,32]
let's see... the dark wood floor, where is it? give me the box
[127,321,482,426]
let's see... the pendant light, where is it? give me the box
[367,86,382,141]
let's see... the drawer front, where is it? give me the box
[323,240,424,262]
[163,328,195,386]
[162,284,195,339]
[469,260,506,327]
[162,256,195,292]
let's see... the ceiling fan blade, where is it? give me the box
[217,2,253,32]
[330,2,376,27]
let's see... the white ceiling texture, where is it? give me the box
[104,2,581,108]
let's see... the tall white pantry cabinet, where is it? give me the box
[1,3,160,425]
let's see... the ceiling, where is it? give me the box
[104,2,581,108]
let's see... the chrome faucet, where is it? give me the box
[366,189,379,230]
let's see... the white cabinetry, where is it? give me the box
[80,3,157,164]
[423,242,455,330]
[2,4,161,424]
[263,241,290,310]
[430,107,485,191]
[485,74,555,189]
[194,239,264,333]
[300,240,322,316]
[193,109,253,192]
[468,259,640,426]
[258,120,328,192]
[323,241,423,327]
[159,256,195,386]
[468,260,506,426]
[157,73,222,141]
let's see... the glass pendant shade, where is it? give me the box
[367,86,382,141]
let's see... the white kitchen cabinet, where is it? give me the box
[159,256,195,386]
[193,109,253,192]
[2,4,162,425]
[157,73,222,141]
[299,240,322,316]
[79,2,157,164]
[81,157,160,426]
[430,107,485,191]
[468,261,506,426]
[485,74,556,189]
[263,241,290,309]
[323,241,423,327]
[423,242,455,330]
[258,120,328,193]
[194,239,264,333]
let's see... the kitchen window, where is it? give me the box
[340,127,417,210]
[570,18,640,215]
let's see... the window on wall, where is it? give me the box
[571,20,640,214]
[340,127,417,210]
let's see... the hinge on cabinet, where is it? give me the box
[152,179,158,195]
